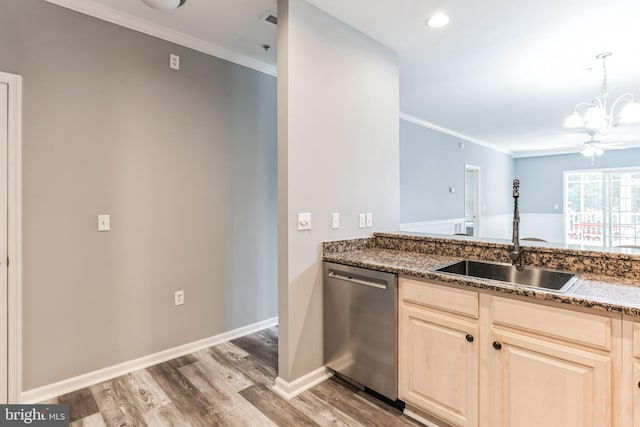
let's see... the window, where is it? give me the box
[565,168,640,248]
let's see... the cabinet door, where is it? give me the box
[634,362,640,426]
[399,304,478,427]
[631,322,640,427]
[491,329,612,427]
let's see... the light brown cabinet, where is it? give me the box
[488,295,617,427]
[490,328,612,426]
[622,319,640,426]
[399,278,479,427]
[399,277,621,427]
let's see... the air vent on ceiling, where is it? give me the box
[261,11,278,26]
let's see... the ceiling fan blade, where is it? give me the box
[593,142,632,150]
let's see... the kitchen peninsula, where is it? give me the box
[323,232,640,427]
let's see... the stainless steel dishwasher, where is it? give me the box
[323,261,397,401]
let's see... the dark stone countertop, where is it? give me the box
[323,243,640,317]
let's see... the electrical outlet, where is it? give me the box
[170,54,180,70]
[174,290,184,306]
[358,213,366,228]
[366,212,373,227]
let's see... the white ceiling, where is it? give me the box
[48,0,640,157]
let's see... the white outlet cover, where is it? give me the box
[358,213,366,228]
[366,212,373,227]
[170,53,180,70]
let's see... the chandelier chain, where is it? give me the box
[601,54,609,99]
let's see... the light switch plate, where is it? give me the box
[332,213,340,229]
[366,212,373,227]
[174,290,184,306]
[297,212,311,230]
[98,214,110,232]
[358,213,366,228]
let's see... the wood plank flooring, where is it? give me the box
[46,327,422,426]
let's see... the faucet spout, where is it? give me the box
[510,179,524,266]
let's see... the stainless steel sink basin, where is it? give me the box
[435,260,577,293]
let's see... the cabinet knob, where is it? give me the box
[465,334,474,343]
[637,381,640,389]
[493,341,502,350]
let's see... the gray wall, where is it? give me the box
[400,120,514,223]
[277,0,399,383]
[514,147,640,214]
[0,0,277,390]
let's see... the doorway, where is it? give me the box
[464,165,480,237]
[0,71,22,404]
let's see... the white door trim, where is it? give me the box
[464,164,481,237]
[0,71,22,403]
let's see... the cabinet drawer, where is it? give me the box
[400,278,478,319]
[491,296,611,351]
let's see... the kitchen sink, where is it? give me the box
[434,260,577,293]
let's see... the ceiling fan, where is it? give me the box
[579,130,629,164]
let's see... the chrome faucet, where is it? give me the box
[510,179,524,266]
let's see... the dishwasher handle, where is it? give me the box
[328,270,388,290]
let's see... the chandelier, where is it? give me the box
[563,52,640,133]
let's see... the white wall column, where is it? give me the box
[276,0,400,397]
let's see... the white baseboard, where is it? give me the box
[400,218,465,235]
[520,213,564,243]
[21,316,278,404]
[272,366,333,400]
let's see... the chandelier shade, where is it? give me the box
[563,111,584,128]
[619,100,640,124]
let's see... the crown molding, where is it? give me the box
[43,0,277,77]
[511,147,584,158]
[399,112,512,155]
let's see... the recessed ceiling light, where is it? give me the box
[426,13,450,28]
[142,0,186,11]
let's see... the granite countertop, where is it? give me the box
[323,239,640,317]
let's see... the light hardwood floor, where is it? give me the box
[47,327,422,426]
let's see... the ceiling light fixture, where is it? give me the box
[563,52,640,133]
[580,132,605,164]
[142,0,186,11]
[582,144,604,164]
[426,13,450,28]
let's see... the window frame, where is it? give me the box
[563,166,640,249]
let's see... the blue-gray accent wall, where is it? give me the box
[400,120,514,223]
[514,147,640,214]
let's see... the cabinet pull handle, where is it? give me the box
[637,381,640,389]
[465,334,474,343]
[493,341,502,350]
[327,271,388,290]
